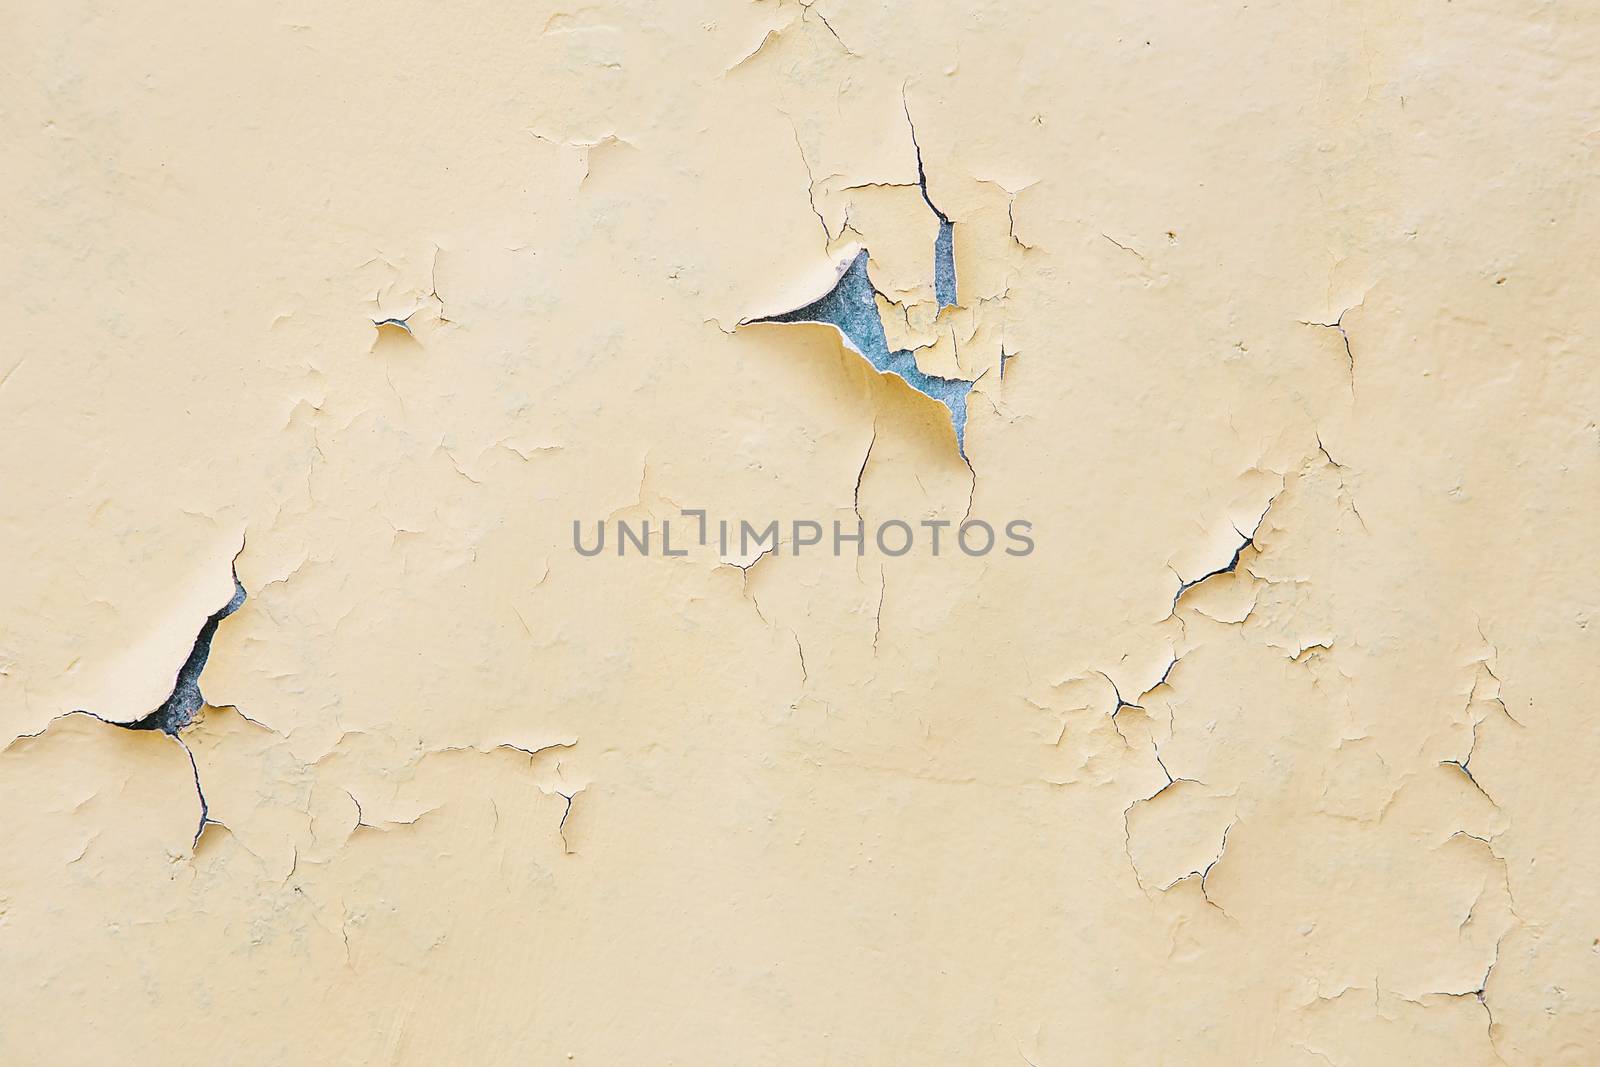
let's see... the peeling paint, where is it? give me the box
[751,251,973,453]
[2,1,1597,1064]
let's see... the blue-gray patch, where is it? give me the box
[933,220,957,309]
[758,250,972,454]
[123,575,247,734]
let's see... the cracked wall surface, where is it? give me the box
[3,0,1599,1063]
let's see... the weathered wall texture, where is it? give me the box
[4,1,1598,1063]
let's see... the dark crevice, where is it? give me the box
[853,428,876,520]
[76,547,250,849]
[121,568,247,735]
[1167,498,1278,617]
[901,91,958,309]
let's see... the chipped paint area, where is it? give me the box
[3,1,1599,1064]
[751,250,975,453]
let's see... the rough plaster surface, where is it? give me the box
[3,1,1598,1063]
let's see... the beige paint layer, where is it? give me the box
[3,0,1598,1063]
